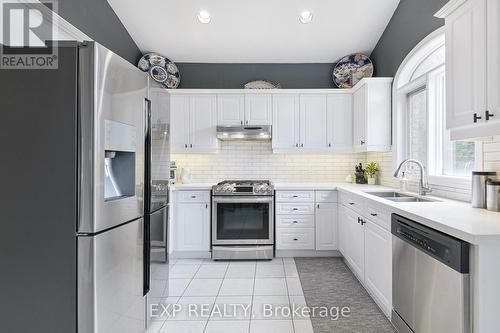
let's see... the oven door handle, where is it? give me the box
[212,196,274,204]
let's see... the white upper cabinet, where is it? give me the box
[327,93,353,152]
[438,0,500,139]
[216,94,272,126]
[245,94,272,125]
[300,94,328,150]
[217,94,245,125]
[170,94,218,153]
[170,94,190,153]
[352,79,392,152]
[272,94,300,151]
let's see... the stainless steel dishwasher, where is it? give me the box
[391,214,471,333]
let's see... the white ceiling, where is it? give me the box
[108,0,400,63]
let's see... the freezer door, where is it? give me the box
[78,218,145,333]
[78,42,148,233]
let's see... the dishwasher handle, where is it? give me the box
[391,213,470,273]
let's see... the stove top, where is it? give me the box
[212,180,274,196]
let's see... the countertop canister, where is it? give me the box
[472,171,497,208]
[486,180,500,212]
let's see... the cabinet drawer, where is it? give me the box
[276,215,315,228]
[176,191,210,203]
[276,191,314,202]
[315,190,338,203]
[276,202,315,215]
[364,201,391,231]
[339,192,364,214]
[276,228,315,249]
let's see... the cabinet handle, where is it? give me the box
[370,213,377,217]
[349,202,355,205]
[190,144,193,148]
[317,204,320,209]
[191,195,197,198]
[486,110,495,121]
[292,195,298,198]
[292,221,298,224]
[206,203,208,208]
[184,144,188,148]
[241,120,243,125]
[357,217,361,224]
[246,120,249,124]
[292,208,298,211]
[300,143,304,147]
[328,143,331,147]
[360,219,366,226]
[360,140,365,145]
[296,143,299,148]
[293,238,298,241]
[473,113,482,123]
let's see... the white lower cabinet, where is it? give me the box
[364,218,392,317]
[315,203,338,250]
[173,191,211,254]
[339,196,392,317]
[276,190,338,252]
[343,206,365,279]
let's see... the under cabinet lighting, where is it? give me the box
[197,10,211,23]
[299,10,313,24]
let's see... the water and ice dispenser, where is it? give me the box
[104,120,137,201]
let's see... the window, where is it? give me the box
[394,28,478,185]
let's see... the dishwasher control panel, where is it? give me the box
[391,214,470,273]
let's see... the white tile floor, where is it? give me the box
[148,258,313,333]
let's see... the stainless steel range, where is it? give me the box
[212,180,274,260]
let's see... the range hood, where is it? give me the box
[216,125,272,141]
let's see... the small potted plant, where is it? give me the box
[365,161,379,185]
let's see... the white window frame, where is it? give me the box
[392,27,482,190]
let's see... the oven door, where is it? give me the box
[212,196,274,245]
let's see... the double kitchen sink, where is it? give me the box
[365,191,440,203]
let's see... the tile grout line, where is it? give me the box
[249,260,258,333]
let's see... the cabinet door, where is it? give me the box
[245,94,272,125]
[170,94,190,153]
[364,219,392,316]
[299,94,328,150]
[487,0,500,128]
[176,202,210,251]
[189,94,218,153]
[344,207,365,279]
[327,94,353,152]
[353,86,367,152]
[315,203,338,251]
[446,0,487,129]
[217,94,245,125]
[272,95,300,151]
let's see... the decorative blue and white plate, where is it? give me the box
[138,53,180,88]
[332,53,373,88]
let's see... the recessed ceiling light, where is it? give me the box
[197,10,211,24]
[299,10,313,24]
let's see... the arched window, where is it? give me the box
[393,28,478,186]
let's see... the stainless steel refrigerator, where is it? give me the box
[144,84,170,289]
[0,41,148,333]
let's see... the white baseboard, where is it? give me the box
[170,251,211,259]
[276,250,341,257]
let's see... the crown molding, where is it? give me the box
[435,0,469,18]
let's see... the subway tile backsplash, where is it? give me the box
[172,141,366,183]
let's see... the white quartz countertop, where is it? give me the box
[170,181,500,244]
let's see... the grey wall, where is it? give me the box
[55,0,142,64]
[370,0,448,77]
[176,63,337,89]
